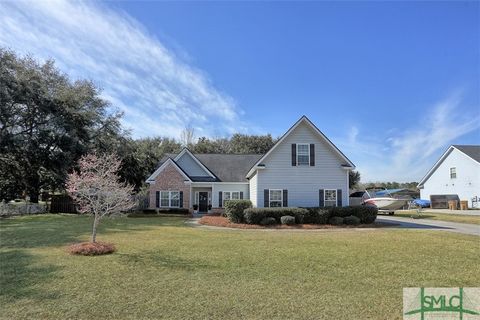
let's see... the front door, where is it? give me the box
[199,192,208,213]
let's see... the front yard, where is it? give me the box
[1,215,479,319]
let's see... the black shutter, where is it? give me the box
[283,190,288,207]
[219,192,222,207]
[179,191,183,208]
[319,189,324,207]
[337,189,342,207]
[310,144,315,166]
[156,191,160,208]
[291,144,297,166]
[240,191,244,199]
[264,189,269,207]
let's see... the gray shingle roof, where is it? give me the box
[194,154,263,182]
[453,145,480,163]
[156,153,263,182]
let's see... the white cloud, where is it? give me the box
[337,92,480,182]
[0,0,245,138]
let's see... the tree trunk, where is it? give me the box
[91,214,99,243]
[25,173,40,203]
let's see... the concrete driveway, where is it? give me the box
[376,215,480,236]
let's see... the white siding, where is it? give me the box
[249,172,258,207]
[176,152,210,177]
[255,122,349,207]
[420,148,480,208]
[212,183,250,208]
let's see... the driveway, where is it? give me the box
[376,215,480,236]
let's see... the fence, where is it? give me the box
[50,195,77,213]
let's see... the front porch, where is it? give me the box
[191,185,213,214]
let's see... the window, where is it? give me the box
[160,191,169,207]
[222,191,240,206]
[159,191,180,207]
[450,167,456,179]
[170,192,180,207]
[269,189,283,207]
[324,189,337,207]
[297,143,309,166]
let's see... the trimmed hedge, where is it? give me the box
[260,217,277,226]
[328,206,377,224]
[302,207,331,224]
[344,215,361,225]
[280,215,296,225]
[243,208,308,225]
[328,216,344,225]
[142,208,190,215]
[224,200,252,223]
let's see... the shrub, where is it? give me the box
[344,215,361,225]
[328,216,344,225]
[260,217,277,226]
[142,208,190,215]
[68,242,116,256]
[354,205,378,224]
[302,207,330,224]
[280,215,296,225]
[328,206,377,224]
[224,200,252,223]
[244,209,266,225]
[329,206,355,218]
[243,207,307,224]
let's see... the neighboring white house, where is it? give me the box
[418,145,480,208]
[146,116,355,212]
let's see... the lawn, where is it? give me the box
[392,210,480,225]
[1,215,479,320]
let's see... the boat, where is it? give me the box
[361,188,409,214]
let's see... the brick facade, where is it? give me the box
[149,163,190,209]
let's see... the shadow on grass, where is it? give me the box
[0,214,187,250]
[117,250,213,271]
[0,250,60,302]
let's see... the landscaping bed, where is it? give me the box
[222,200,379,228]
[199,215,392,229]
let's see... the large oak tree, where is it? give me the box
[0,48,123,202]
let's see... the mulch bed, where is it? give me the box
[199,215,394,229]
[67,242,116,256]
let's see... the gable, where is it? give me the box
[418,146,480,188]
[175,150,213,178]
[265,122,346,165]
[246,116,354,178]
[146,158,191,184]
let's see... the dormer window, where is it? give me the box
[297,144,310,166]
[450,167,456,179]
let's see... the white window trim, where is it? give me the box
[222,191,241,206]
[450,167,457,179]
[159,190,180,208]
[269,189,283,207]
[297,143,310,166]
[324,189,337,207]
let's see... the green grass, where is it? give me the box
[1,215,479,319]
[393,210,480,225]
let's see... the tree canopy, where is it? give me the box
[0,48,123,202]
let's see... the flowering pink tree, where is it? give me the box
[66,153,136,243]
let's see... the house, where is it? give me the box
[146,116,355,212]
[417,145,480,208]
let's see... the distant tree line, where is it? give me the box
[360,181,419,190]
[0,48,280,202]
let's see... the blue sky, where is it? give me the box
[0,1,478,182]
